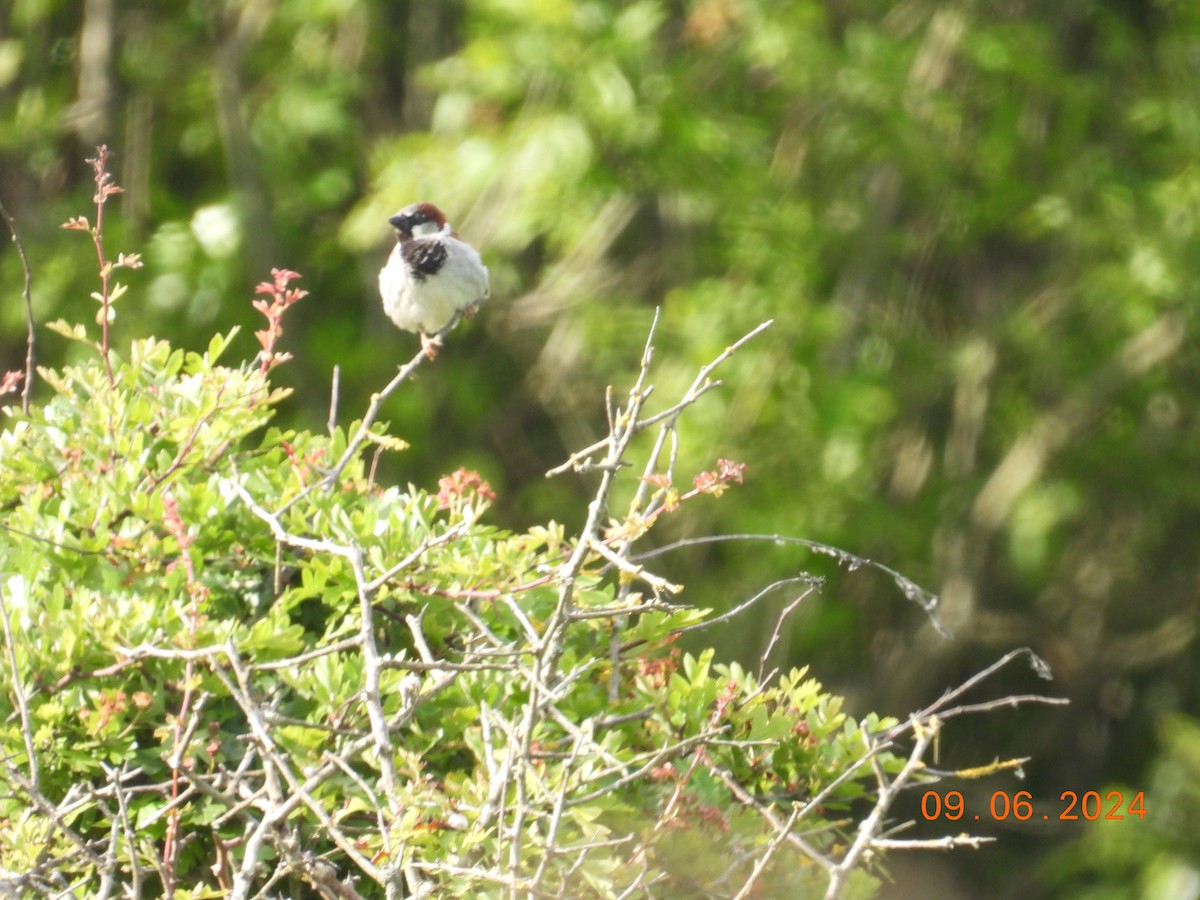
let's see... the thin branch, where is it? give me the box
[882,647,1057,741]
[320,310,468,490]
[0,581,38,790]
[345,544,399,813]
[327,364,340,435]
[671,575,820,636]
[585,537,682,597]
[871,835,996,851]
[633,532,947,634]
[0,196,35,412]
[102,763,145,895]
[731,803,806,900]
[545,318,775,478]
[823,720,939,899]
[758,582,817,683]
[933,694,1070,720]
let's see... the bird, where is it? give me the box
[378,202,490,358]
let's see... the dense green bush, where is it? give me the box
[3,304,889,897]
[0,153,1063,899]
[0,179,894,899]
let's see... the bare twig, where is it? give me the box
[731,803,807,900]
[671,575,820,636]
[0,581,38,790]
[345,544,399,812]
[215,641,387,896]
[871,835,996,850]
[102,763,145,895]
[881,647,1059,741]
[934,693,1070,720]
[320,310,468,491]
[633,532,947,633]
[328,363,340,435]
[823,721,939,899]
[0,196,35,412]
[545,317,775,478]
[758,581,817,683]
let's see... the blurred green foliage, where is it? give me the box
[2,0,1199,894]
[1045,714,1200,899]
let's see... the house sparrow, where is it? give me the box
[379,202,490,357]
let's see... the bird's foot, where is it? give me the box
[460,300,482,321]
[420,332,443,359]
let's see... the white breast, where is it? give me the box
[379,236,490,334]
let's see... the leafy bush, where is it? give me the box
[0,152,1058,899]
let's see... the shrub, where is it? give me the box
[0,150,1060,899]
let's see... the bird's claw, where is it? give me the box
[420,332,442,359]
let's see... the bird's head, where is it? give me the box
[388,202,448,241]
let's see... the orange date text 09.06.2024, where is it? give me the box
[920,790,1146,823]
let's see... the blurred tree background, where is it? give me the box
[2,0,1198,896]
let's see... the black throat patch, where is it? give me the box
[401,239,448,280]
